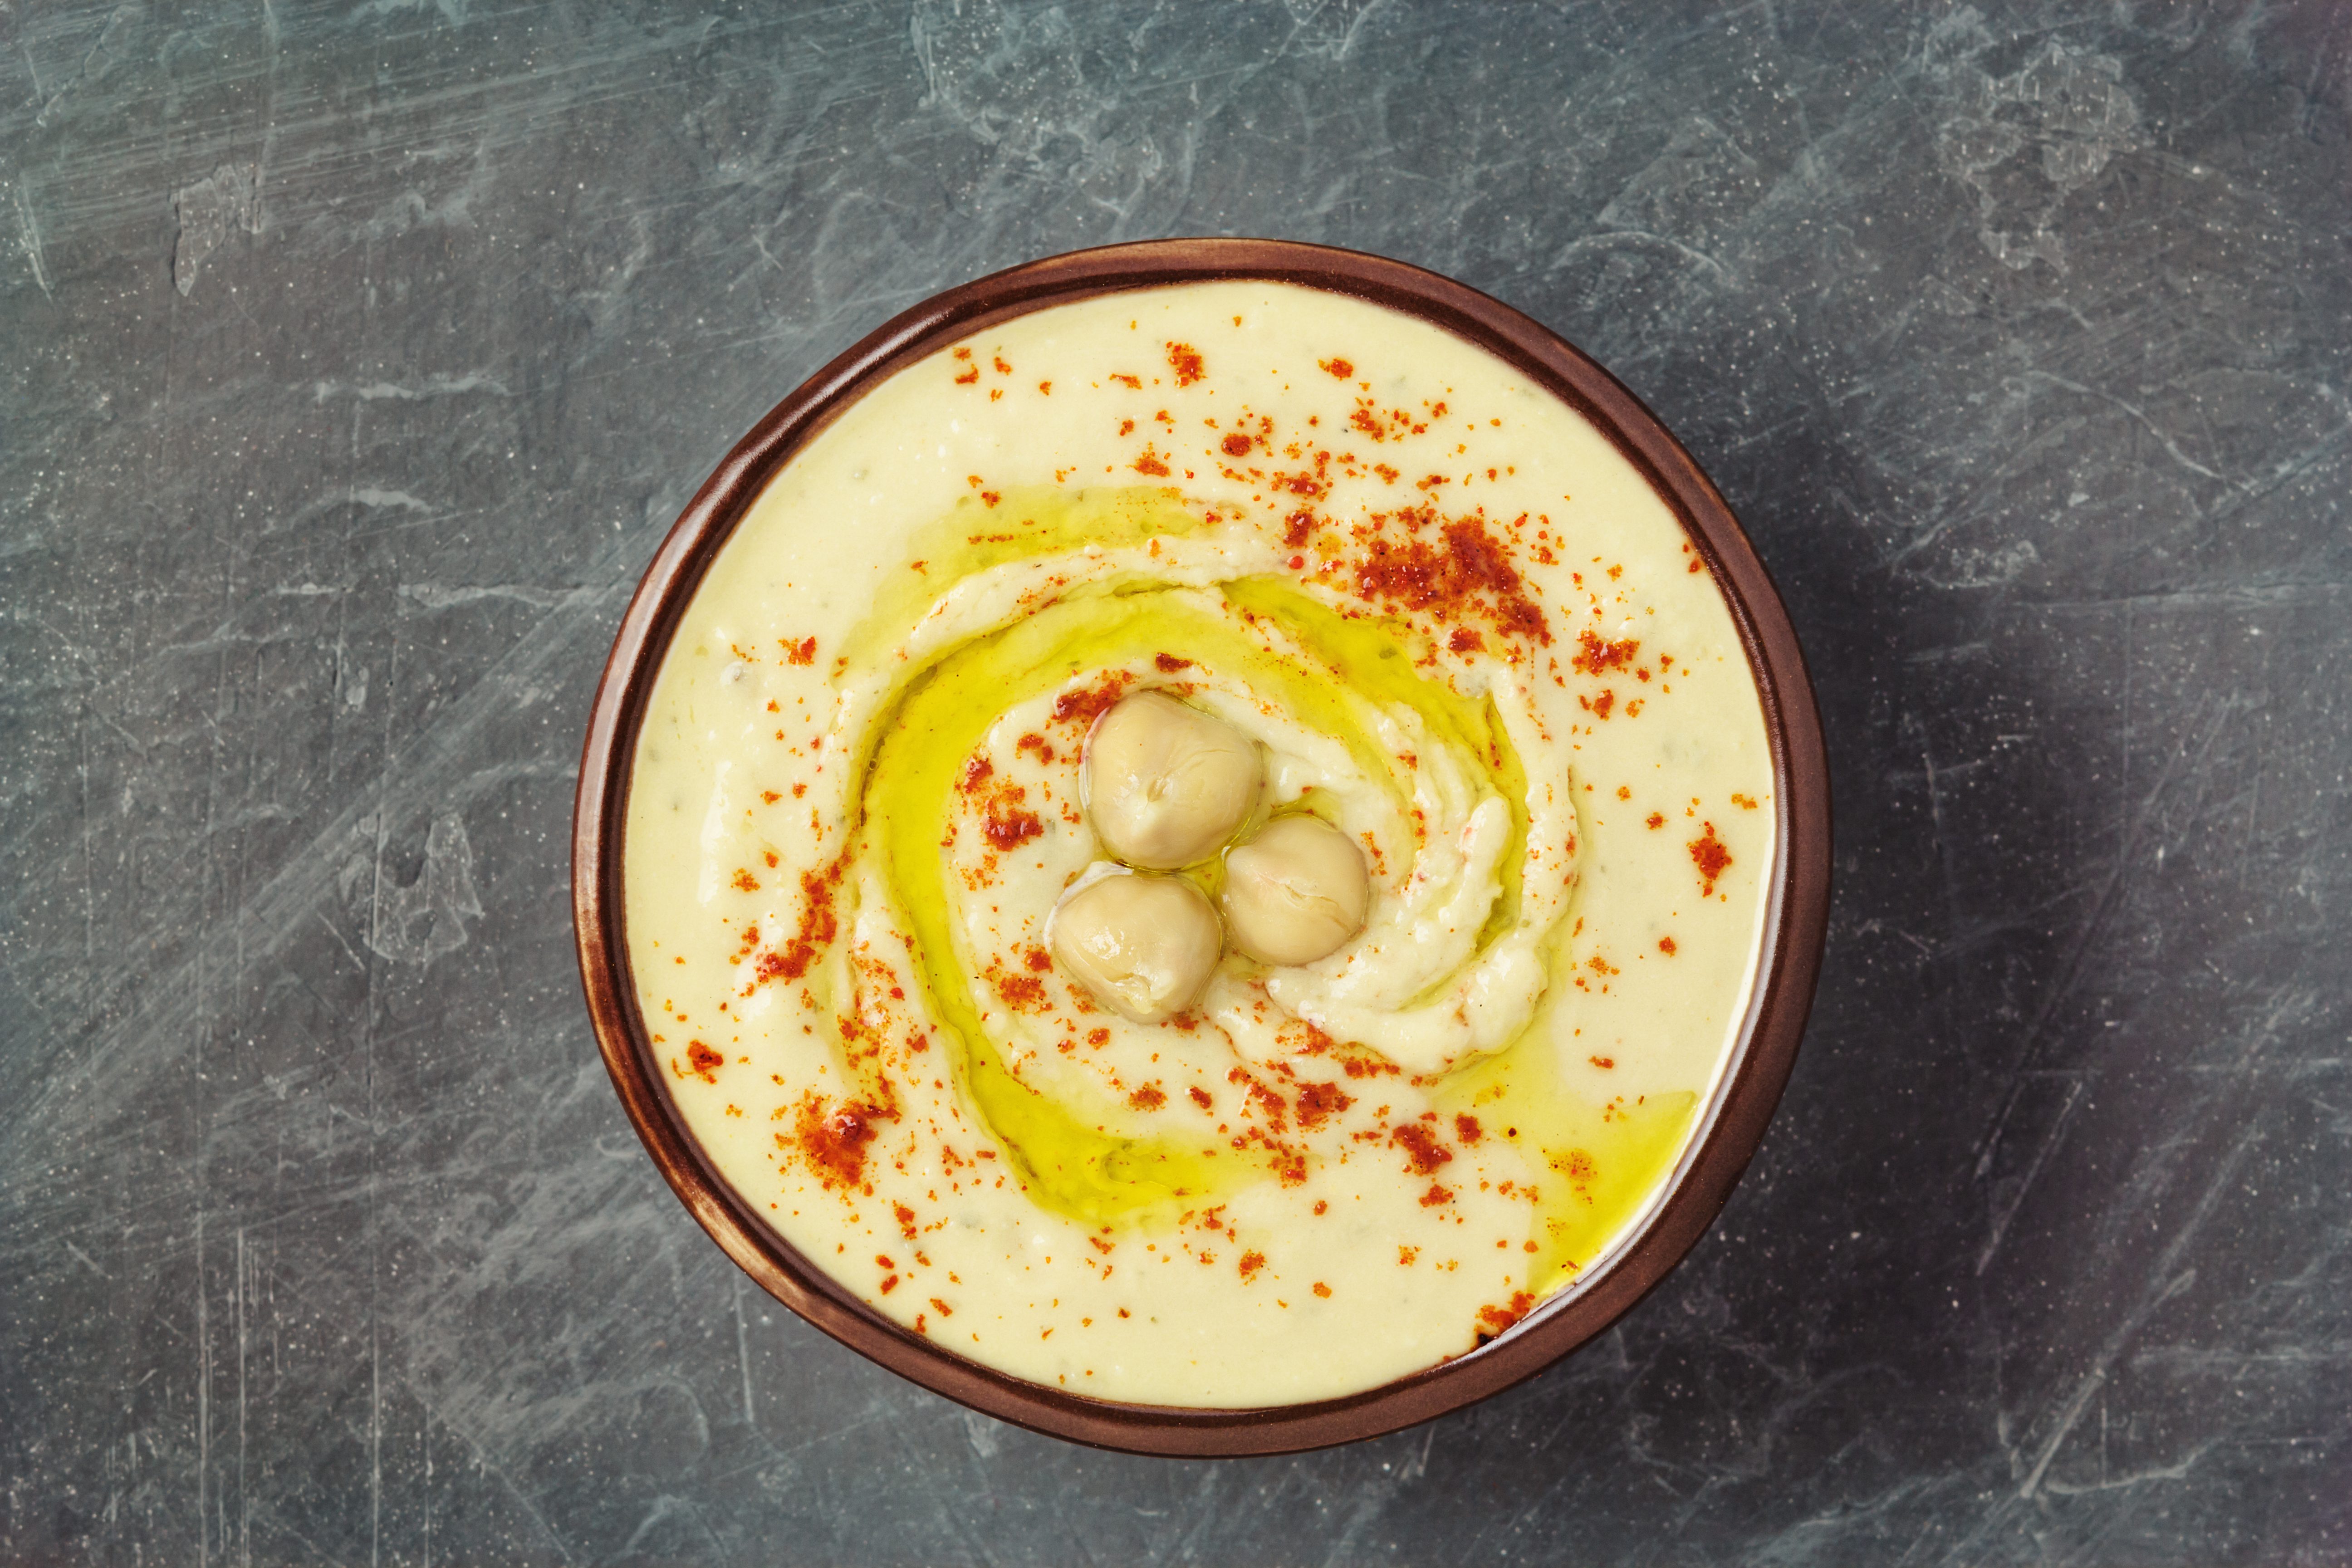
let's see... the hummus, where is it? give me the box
[624,281,1775,1407]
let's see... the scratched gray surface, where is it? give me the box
[4,0,2349,1563]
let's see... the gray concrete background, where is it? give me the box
[4,1,2348,1562]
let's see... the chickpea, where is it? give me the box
[1220,814,1370,966]
[1081,691,1262,870]
[1046,867,1224,1024]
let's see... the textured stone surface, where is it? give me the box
[4,2,2348,1562]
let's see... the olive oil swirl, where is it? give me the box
[833,487,1557,1228]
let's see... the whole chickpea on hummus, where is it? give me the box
[624,282,1774,1407]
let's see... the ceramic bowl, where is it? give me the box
[573,239,1830,1456]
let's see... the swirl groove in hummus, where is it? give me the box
[626,282,1774,1406]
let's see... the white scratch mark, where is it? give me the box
[2021,370,2237,489]
[1398,1421,1436,1481]
[172,163,261,296]
[365,813,483,965]
[2042,1441,2216,1495]
[1975,1074,2086,1274]
[13,184,52,297]
[369,1310,382,1568]
[316,910,371,975]
[350,487,436,514]
[197,1214,211,1568]
[397,582,589,612]
[1550,227,1730,280]
[311,372,511,403]
[236,1229,250,1568]
[731,1274,760,1439]
[2018,1127,2254,1497]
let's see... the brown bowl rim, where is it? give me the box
[571,238,1831,1458]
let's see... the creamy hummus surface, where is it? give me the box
[624,281,1775,1407]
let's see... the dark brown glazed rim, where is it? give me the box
[572,239,1831,1458]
